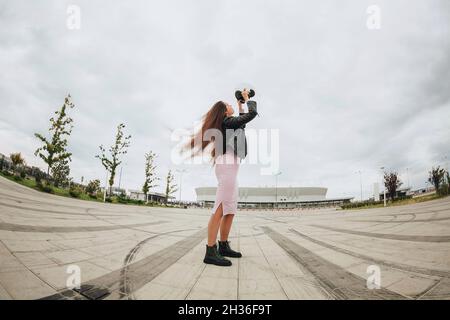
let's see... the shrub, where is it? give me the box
[105,197,113,203]
[117,192,128,204]
[341,200,383,210]
[85,179,100,196]
[69,185,82,198]
[20,171,26,179]
[13,175,22,181]
[2,170,12,176]
[438,183,449,196]
[126,199,144,205]
[32,168,46,185]
[42,185,54,193]
[117,197,127,204]
[37,183,54,193]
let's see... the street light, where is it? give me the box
[175,168,187,206]
[355,170,363,202]
[380,166,386,207]
[273,171,282,209]
[406,167,410,189]
[103,170,108,202]
[118,163,127,192]
[118,166,123,190]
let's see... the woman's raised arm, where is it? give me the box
[223,100,258,129]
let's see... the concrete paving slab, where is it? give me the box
[187,276,238,300]
[1,176,449,299]
[0,269,57,299]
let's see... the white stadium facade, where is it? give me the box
[195,187,353,209]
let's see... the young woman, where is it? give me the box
[185,89,258,266]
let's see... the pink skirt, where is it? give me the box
[211,152,240,216]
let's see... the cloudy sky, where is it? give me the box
[1,0,449,201]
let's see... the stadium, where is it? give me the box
[195,186,353,209]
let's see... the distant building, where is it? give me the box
[196,186,353,209]
[0,153,12,168]
[128,189,174,203]
[379,187,413,201]
[102,186,127,196]
[411,186,436,197]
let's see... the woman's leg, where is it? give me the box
[217,212,242,258]
[219,213,235,241]
[207,203,223,246]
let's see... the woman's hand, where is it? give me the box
[242,88,250,102]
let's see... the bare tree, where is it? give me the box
[10,152,25,170]
[443,171,450,196]
[164,170,178,205]
[428,166,446,192]
[384,171,402,201]
[142,151,159,204]
[34,94,75,175]
[96,123,131,196]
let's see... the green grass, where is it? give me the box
[0,170,173,208]
[0,171,100,202]
[342,193,446,210]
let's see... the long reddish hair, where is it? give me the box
[182,101,226,163]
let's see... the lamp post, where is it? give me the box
[380,166,386,207]
[273,171,282,209]
[118,163,127,192]
[103,170,108,202]
[406,167,410,189]
[443,156,448,173]
[355,170,363,202]
[118,166,123,190]
[175,169,187,206]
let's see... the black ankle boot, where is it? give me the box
[218,240,242,258]
[203,244,232,266]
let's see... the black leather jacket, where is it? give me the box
[217,100,258,159]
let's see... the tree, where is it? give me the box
[34,169,46,187]
[10,152,25,170]
[433,168,450,196]
[443,170,450,196]
[164,170,178,205]
[384,171,402,201]
[86,179,100,196]
[34,95,75,175]
[142,151,159,203]
[428,166,446,191]
[96,123,131,196]
[51,158,71,187]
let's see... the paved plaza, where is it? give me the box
[0,176,449,300]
